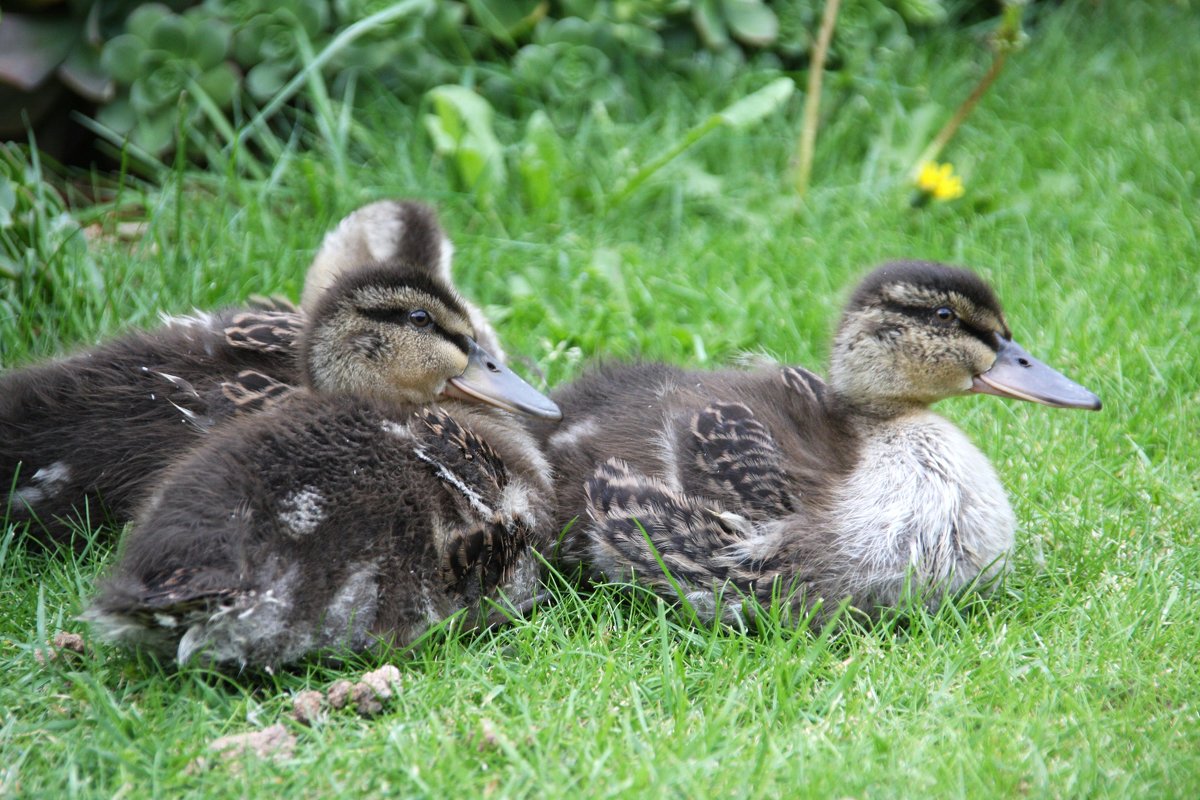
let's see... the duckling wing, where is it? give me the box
[217,370,296,415]
[690,402,794,517]
[245,294,300,314]
[222,310,304,354]
[412,408,533,596]
[584,458,772,617]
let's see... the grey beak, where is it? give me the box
[971,337,1101,411]
[443,340,562,420]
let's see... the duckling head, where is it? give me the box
[301,200,453,315]
[301,264,561,419]
[828,261,1101,415]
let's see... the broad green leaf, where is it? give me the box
[127,4,173,42]
[692,0,730,49]
[100,34,143,85]
[189,19,231,70]
[149,13,193,55]
[722,0,779,48]
[425,85,507,201]
[715,76,794,128]
[422,114,458,154]
[95,96,137,134]
[59,41,114,102]
[197,62,239,108]
[246,60,291,102]
[465,0,547,45]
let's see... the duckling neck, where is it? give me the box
[829,408,1017,607]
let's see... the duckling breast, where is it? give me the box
[832,412,1016,610]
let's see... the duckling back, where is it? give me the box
[535,361,1019,626]
[535,261,1099,627]
[88,394,553,667]
[2,304,302,547]
[3,199,496,548]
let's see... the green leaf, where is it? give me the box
[425,84,507,201]
[715,76,794,128]
[131,111,176,155]
[692,0,730,50]
[722,0,778,48]
[149,13,193,55]
[197,62,239,108]
[610,77,795,206]
[59,41,114,102]
[465,0,547,45]
[95,96,137,134]
[895,0,948,26]
[246,60,291,102]
[189,19,231,70]
[422,114,458,154]
[127,4,172,42]
[100,34,143,86]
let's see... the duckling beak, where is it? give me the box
[972,337,1102,411]
[443,340,563,420]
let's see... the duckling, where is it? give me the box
[2,200,500,547]
[534,261,1100,626]
[86,257,561,668]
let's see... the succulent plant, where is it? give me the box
[202,0,329,102]
[0,0,147,139]
[98,3,239,154]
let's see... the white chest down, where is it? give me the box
[831,412,1017,611]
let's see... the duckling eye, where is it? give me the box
[934,307,956,324]
[408,309,431,328]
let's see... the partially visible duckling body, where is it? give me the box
[537,262,1100,625]
[88,259,560,668]
[2,200,499,547]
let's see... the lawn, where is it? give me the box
[2,1,1198,797]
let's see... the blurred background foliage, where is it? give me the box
[1,0,1000,159]
[0,0,1011,307]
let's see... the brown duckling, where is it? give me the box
[86,257,560,668]
[2,200,498,547]
[534,261,1100,626]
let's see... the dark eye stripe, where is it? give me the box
[883,302,1000,350]
[435,330,471,355]
[356,306,471,353]
[358,306,409,325]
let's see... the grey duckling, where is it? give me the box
[534,261,1100,626]
[86,257,560,668]
[2,200,501,547]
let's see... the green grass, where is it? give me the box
[3,1,1199,796]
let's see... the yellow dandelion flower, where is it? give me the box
[915,161,965,201]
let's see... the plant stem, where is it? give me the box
[911,50,1009,177]
[911,1,1026,177]
[794,0,841,198]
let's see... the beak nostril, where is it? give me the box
[486,361,500,373]
[1018,358,1031,368]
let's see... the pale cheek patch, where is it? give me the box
[277,487,325,538]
